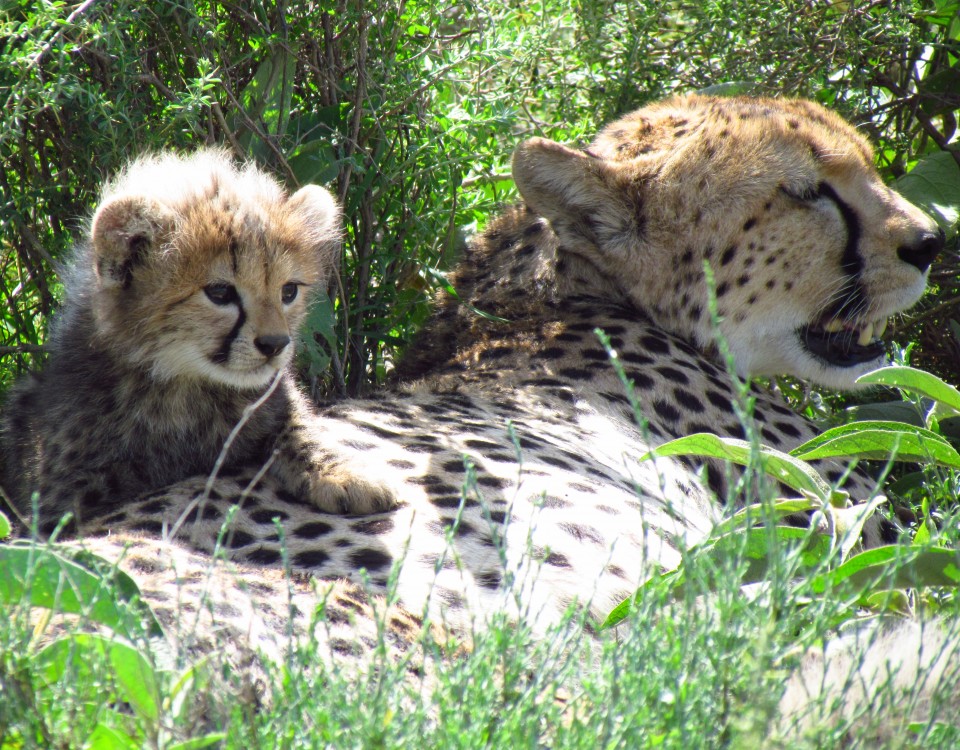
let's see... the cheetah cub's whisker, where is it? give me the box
[0,149,395,534]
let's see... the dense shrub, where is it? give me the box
[1,1,958,394]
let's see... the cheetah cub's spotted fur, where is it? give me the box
[0,150,393,533]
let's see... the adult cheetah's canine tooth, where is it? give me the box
[822,319,844,333]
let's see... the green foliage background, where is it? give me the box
[2,0,959,395]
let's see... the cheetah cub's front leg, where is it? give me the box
[269,389,395,515]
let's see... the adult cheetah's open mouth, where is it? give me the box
[800,316,888,368]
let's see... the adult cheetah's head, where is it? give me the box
[86,149,340,390]
[513,95,943,390]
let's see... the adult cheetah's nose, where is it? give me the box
[254,334,291,358]
[897,227,944,272]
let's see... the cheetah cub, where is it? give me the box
[0,149,394,534]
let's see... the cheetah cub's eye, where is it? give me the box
[281,282,299,304]
[204,282,238,306]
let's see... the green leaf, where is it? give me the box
[602,525,833,628]
[695,81,758,97]
[234,46,298,152]
[895,152,960,235]
[0,544,162,638]
[857,366,960,414]
[83,722,140,750]
[844,400,926,426]
[712,496,821,538]
[287,140,340,185]
[0,511,10,539]
[790,421,960,468]
[641,433,831,499]
[37,634,160,722]
[168,735,228,750]
[888,470,928,496]
[810,545,960,596]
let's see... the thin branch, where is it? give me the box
[0,344,48,356]
[29,0,101,68]
[167,370,283,542]
[218,74,297,184]
[461,173,513,188]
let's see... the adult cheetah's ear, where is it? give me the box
[90,195,174,290]
[512,138,634,250]
[287,184,342,267]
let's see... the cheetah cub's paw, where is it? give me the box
[306,468,398,515]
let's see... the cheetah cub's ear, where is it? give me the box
[90,195,174,290]
[287,185,341,252]
[512,138,640,257]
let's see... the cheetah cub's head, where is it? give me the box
[88,149,339,390]
[513,95,944,390]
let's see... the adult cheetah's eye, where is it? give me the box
[204,283,238,306]
[281,283,299,304]
[781,184,822,203]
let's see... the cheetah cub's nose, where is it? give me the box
[255,334,291,358]
[898,227,945,272]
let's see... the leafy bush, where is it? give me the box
[1,1,958,394]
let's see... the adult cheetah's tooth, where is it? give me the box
[875,318,888,338]
[857,322,875,347]
[822,319,844,333]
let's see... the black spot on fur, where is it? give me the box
[477,475,511,490]
[774,420,803,439]
[673,387,705,413]
[292,521,334,539]
[246,547,282,564]
[250,508,289,524]
[652,399,681,423]
[225,530,255,548]
[620,351,655,366]
[349,548,393,572]
[351,517,395,535]
[476,570,503,590]
[293,549,330,567]
[656,365,689,384]
[640,335,670,355]
[558,367,593,380]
